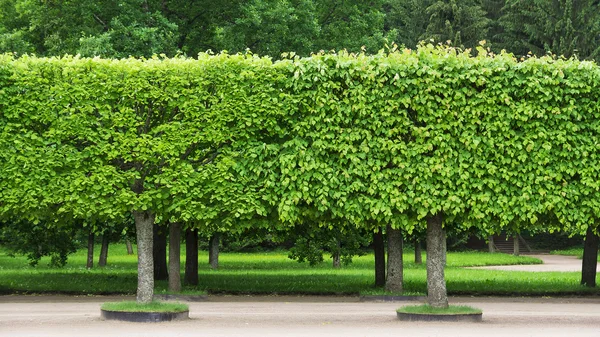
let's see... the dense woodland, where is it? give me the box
[0,0,599,61]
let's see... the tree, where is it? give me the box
[384,0,434,49]
[422,0,490,49]
[500,0,600,60]
[0,54,284,303]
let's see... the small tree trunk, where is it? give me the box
[373,228,386,287]
[133,210,155,304]
[168,222,182,292]
[426,213,448,308]
[581,226,599,287]
[184,229,199,286]
[513,235,520,256]
[126,239,134,255]
[153,223,168,281]
[98,234,109,267]
[414,239,422,264]
[209,233,220,269]
[488,236,495,253]
[333,239,341,268]
[386,225,403,293]
[86,232,94,269]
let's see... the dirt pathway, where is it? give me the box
[1,295,599,337]
[469,254,598,272]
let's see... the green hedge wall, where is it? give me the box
[1,45,600,234]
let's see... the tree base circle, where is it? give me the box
[101,309,189,323]
[396,311,482,322]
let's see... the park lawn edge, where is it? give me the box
[101,301,189,313]
[397,304,482,315]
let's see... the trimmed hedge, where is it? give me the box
[1,45,600,235]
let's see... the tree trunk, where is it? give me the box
[126,239,134,255]
[373,228,386,287]
[209,233,220,269]
[513,235,520,256]
[133,210,155,304]
[98,234,109,267]
[426,213,448,308]
[86,232,94,269]
[414,239,422,264]
[184,229,199,286]
[168,222,182,292]
[488,236,495,253]
[581,226,599,287]
[386,225,403,293]
[153,223,168,281]
[333,239,341,268]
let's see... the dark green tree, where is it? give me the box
[500,0,600,60]
[422,0,490,49]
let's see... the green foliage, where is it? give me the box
[422,0,490,49]
[101,301,188,313]
[500,0,600,60]
[0,220,79,267]
[286,223,369,266]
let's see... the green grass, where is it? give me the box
[550,248,584,258]
[1,244,598,297]
[101,301,188,313]
[397,304,482,315]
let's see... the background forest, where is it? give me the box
[0,0,599,61]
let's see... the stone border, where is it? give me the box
[360,295,425,302]
[396,311,482,322]
[101,309,189,323]
[153,294,208,302]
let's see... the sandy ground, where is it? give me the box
[469,254,599,272]
[1,295,600,337]
[1,255,598,337]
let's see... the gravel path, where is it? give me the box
[1,295,600,337]
[468,254,599,272]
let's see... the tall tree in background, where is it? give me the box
[384,0,434,49]
[480,0,507,52]
[422,0,490,49]
[500,0,600,60]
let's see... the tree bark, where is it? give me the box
[373,228,386,287]
[209,233,220,269]
[98,234,109,267]
[333,239,341,268]
[153,223,168,281]
[86,232,94,269]
[488,236,495,253]
[126,239,134,255]
[184,228,199,286]
[581,226,599,287]
[426,213,448,308]
[133,210,155,304]
[386,225,403,293]
[513,235,520,256]
[168,222,182,292]
[414,239,422,264]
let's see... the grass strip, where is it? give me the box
[101,301,188,313]
[397,304,482,315]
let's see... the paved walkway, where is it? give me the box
[1,295,600,337]
[468,254,599,272]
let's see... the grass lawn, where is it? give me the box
[0,244,598,296]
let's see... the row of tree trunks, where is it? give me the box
[426,213,448,308]
[86,232,94,269]
[373,228,386,287]
[581,226,599,287]
[209,233,220,270]
[385,225,403,292]
[414,239,422,264]
[98,234,109,267]
[185,229,199,286]
[153,223,169,281]
[168,223,182,292]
